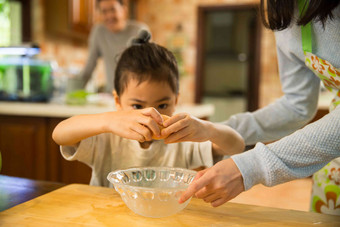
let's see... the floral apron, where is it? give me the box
[298,0,340,215]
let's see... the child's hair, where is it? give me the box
[114,30,179,96]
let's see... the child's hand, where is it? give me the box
[105,107,163,142]
[161,113,211,143]
[152,114,170,140]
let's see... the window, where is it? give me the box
[0,0,11,46]
[0,0,30,46]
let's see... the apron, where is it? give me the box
[298,0,340,215]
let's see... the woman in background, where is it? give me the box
[80,0,149,92]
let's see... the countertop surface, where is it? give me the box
[1,184,339,226]
[0,101,215,119]
[0,90,332,119]
[0,174,65,212]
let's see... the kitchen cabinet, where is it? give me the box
[0,116,47,180]
[69,0,96,34]
[44,0,139,41]
[44,0,96,41]
[0,115,91,184]
[46,118,91,184]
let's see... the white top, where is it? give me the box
[61,133,214,187]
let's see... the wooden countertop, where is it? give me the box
[0,101,214,119]
[0,184,339,226]
[0,174,65,212]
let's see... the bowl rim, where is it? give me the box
[107,166,197,192]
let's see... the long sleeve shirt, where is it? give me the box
[80,21,149,92]
[225,7,340,190]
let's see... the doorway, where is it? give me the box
[195,4,261,122]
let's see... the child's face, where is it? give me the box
[114,78,178,116]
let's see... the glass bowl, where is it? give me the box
[107,166,197,218]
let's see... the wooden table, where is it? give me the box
[0,174,65,211]
[0,184,339,226]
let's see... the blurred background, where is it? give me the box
[0,0,283,121]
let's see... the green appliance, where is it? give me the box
[0,46,53,102]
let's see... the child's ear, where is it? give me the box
[113,90,122,110]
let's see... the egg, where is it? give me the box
[152,114,170,140]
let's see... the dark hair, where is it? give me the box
[260,0,340,31]
[114,31,179,96]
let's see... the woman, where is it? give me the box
[178,0,340,215]
[80,0,149,93]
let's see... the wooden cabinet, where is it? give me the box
[70,0,96,34]
[46,118,91,184]
[44,0,96,41]
[44,0,139,40]
[0,116,47,180]
[0,115,91,184]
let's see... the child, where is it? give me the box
[52,31,245,187]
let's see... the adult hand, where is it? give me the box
[179,158,245,207]
[161,113,210,143]
[106,107,163,142]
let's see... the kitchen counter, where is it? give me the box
[0,101,214,185]
[0,174,65,212]
[0,101,215,119]
[0,183,339,226]
[0,90,332,119]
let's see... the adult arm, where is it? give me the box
[179,29,338,206]
[179,107,340,206]
[224,43,321,145]
[233,106,340,190]
[161,113,245,156]
[79,25,101,88]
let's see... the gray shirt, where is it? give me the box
[225,7,340,190]
[80,21,149,92]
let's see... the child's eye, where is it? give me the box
[158,104,168,109]
[132,104,143,109]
